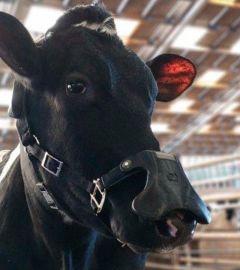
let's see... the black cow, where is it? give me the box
[0,3,210,270]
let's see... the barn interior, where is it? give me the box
[0,0,240,269]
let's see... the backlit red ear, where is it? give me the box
[147,54,196,102]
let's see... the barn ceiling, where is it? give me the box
[0,0,240,155]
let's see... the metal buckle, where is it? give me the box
[90,178,106,215]
[41,152,63,177]
[36,183,58,210]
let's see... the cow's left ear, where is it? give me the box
[147,54,196,102]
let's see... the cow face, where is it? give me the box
[0,4,208,253]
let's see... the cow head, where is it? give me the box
[0,4,210,253]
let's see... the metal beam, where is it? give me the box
[163,81,240,153]
[116,0,130,15]
[151,0,207,57]
[141,0,159,18]
[208,6,229,28]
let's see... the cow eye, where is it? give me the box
[66,81,87,95]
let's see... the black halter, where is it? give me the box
[10,86,120,240]
[24,139,106,215]
[16,101,156,247]
[11,86,156,245]
[9,83,211,243]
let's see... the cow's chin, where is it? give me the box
[113,215,197,254]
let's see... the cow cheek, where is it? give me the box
[108,197,137,239]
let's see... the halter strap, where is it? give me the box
[12,90,118,240]
[19,129,114,238]
[25,141,94,194]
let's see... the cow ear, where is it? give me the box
[147,54,196,102]
[0,12,39,78]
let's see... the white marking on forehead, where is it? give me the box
[73,16,117,36]
[0,145,20,183]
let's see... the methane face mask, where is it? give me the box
[93,150,211,225]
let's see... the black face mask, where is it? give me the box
[100,150,211,224]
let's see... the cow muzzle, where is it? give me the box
[99,150,211,225]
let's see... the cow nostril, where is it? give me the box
[155,219,175,238]
[155,210,197,238]
[166,218,178,237]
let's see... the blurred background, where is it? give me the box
[0,0,240,269]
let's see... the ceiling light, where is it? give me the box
[196,69,226,86]
[209,0,237,7]
[233,125,240,134]
[171,26,208,50]
[221,102,239,115]
[0,2,13,13]
[25,6,63,33]
[198,124,211,134]
[114,18,140,39]
[231,38,240,54]
[0,118,11,129]
[151,123,171,134]
[235,116,240,123]
[0,89,12,106]
[169,99,195,113]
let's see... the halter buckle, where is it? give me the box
[36,183,58,210]
[90,178,106,215]
[41,152,63,177]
